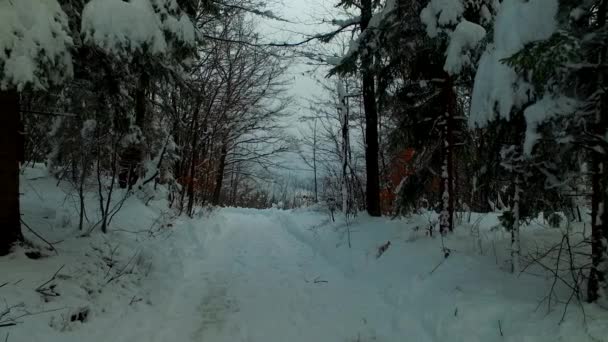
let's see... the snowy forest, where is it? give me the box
[1,0,608,341]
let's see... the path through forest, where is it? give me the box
[183,209,402,342]
[150,208,603,342]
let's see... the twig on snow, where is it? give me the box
[0,307,66,328]
[105,250,139,286]
[35,265,65,297]
[129,296,142,305]
[376,241,391,259]
[20,219,57,254]
[429,258,446,275]
[313,276,328,284]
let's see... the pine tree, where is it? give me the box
[80,0,196,189]
[0,0,74,255]
[327,0,394,216]
[419,0,495,233]
[503,0,608,301]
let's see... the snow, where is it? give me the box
[3,166,607,341]
[420,0,465,38]
[331,16,361,27]
[333,0,397,65]
[522,96,578,155]
[81,0,195,57]
[570,7,586,21]
[0,0,73,91]
[469,0,559,128]
[480,5,493,24]
[444,20,486,75]
[80,119,97,140]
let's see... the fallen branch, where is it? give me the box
[105,250,139,286]
[429,258,446,275]
[129,296,142,305]
[376,241,391,259]
[313,276,328,284]
[20,219,57,254]
[35,265,65,297]
[0,307,65,328]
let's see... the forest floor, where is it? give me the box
[1,165,608,341]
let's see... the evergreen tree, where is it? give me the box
[499,0,608,301]
[0,0,73,255]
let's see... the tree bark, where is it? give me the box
[360,0,381,217]
[211,142,228,206]
[511,177,521,274]
[439,74,456,234]
[313,119,318,203]
[0,90,23,255]
[588,0,608,303]
[339,80,350,214]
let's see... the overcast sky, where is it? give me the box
[253,0,340,180]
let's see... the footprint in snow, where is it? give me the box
[194,278,239,338]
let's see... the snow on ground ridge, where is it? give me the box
[2,167,607,341]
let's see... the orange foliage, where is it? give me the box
[380,148,416,214]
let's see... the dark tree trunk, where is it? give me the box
[313,119,318,203]
[211,143,228,206]
[360,0,381,217]
[588,0,608,303]
[186,118,202,217]
[119,71,149,189]
[135,71,149,129]
[588,153,607,302]
[439,74,456,234]
[0,90,23,255]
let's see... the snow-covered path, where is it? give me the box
[7,168,606,342]
[110,207,605,342]
[180,209,401,342]
[139,208,604,342]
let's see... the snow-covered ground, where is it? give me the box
[2,166,607,341]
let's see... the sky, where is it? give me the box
[257,0,335,130]
[252,0,340,180]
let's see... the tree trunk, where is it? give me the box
[211,142,228,206]
[313,119,318,203]
[588,0,608,303]
[0,90,23,255]
[439,74,456,234]
[588,153,607,301]
[339,80,350,214]
[135,71,149,129]
[119,70,149,189]
[360,0,381,217]
[511,177,521,274]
